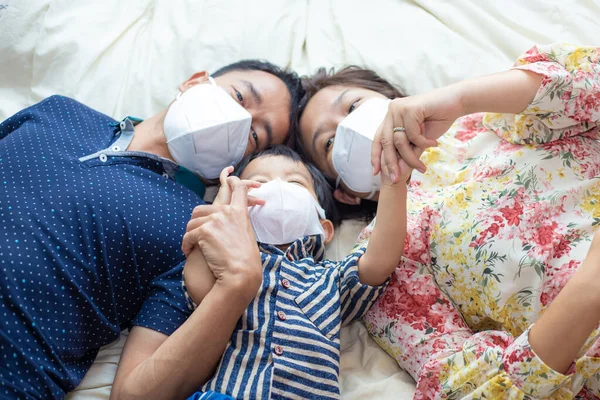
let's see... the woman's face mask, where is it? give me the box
[163,77,252,180]
[298,86,390,200]
[332,97,390,199]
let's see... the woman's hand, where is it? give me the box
[371,87,465,183]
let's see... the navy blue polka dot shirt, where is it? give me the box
[0,96,203,399]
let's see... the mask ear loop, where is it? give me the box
[366,189,376,200]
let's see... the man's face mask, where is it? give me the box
[332,97,390,199]
[163,77,252,179]
[248,179,326,245]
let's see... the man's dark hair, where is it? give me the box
[292,66,404,223]
[235,145,341,227]
[213,60,305,145]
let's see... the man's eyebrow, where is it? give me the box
[242,80,262,105]
[265,122,274,146]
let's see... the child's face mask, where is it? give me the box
[332,97,390,199]
[163,77,252,179]
[248,179,326,245]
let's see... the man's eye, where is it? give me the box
[252,131,259,148]
[234,89,243,103]
[325,137,334,151]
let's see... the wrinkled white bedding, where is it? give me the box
[2,0,599,398]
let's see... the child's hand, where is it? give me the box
[379,146,424,187]
[213,166,265,207]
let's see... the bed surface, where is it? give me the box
[2,1,599,398]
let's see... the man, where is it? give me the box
[0,60,303,399]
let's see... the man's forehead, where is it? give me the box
[217,69,282,88]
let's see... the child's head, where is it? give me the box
[236,146,339,244]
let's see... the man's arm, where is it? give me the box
[111,178,262,400]
[111,278,256,400]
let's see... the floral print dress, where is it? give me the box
[361,43,600,399]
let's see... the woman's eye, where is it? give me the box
[234,89,243,103]
[325,137,334,151]
[348,100,359,114]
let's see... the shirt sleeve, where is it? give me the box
[335,246,389,326]
[483,43,600,145]
[364,258,600,399]
[132,261,192,336]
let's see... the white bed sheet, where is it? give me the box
[2,1,599,398]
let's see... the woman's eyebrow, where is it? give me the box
[333,89,350,108]
[311,89,351,153]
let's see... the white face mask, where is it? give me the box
[163,77,252,179]
[248,179,326,245]
[331,97,390,199]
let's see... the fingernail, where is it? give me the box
[418,167,426,174]
[390,173,397,182]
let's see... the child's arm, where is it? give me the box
[357,157,413,286]
[184,247,216,306]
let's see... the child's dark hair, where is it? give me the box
[235,146,341,227]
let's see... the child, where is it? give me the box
[183,146,409,400]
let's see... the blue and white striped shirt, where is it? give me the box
[195,235,387,399]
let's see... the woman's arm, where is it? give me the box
[528,231,600,373]
[373,43,600,181]
[366,252,600,399]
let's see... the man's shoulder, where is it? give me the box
[41,95,116,122]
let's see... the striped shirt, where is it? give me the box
[194,235,387,399]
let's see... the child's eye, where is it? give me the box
[289,180,306,187]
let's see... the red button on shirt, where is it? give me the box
[274,345,284,356]
[281,279,290,289]
[277,311,286,321]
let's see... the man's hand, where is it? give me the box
[182,176,263,297]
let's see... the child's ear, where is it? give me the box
[333,188,361,205]
[320,219,335,245]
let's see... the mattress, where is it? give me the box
[2,0,599,398]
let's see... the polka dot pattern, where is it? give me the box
[0,96,201,398]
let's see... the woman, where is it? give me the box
[297,43,600,399]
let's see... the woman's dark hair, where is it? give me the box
[293,66,405,223]
[235,145,341,227]
[213,59,304,146]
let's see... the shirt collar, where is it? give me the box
[259,235,325,262]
